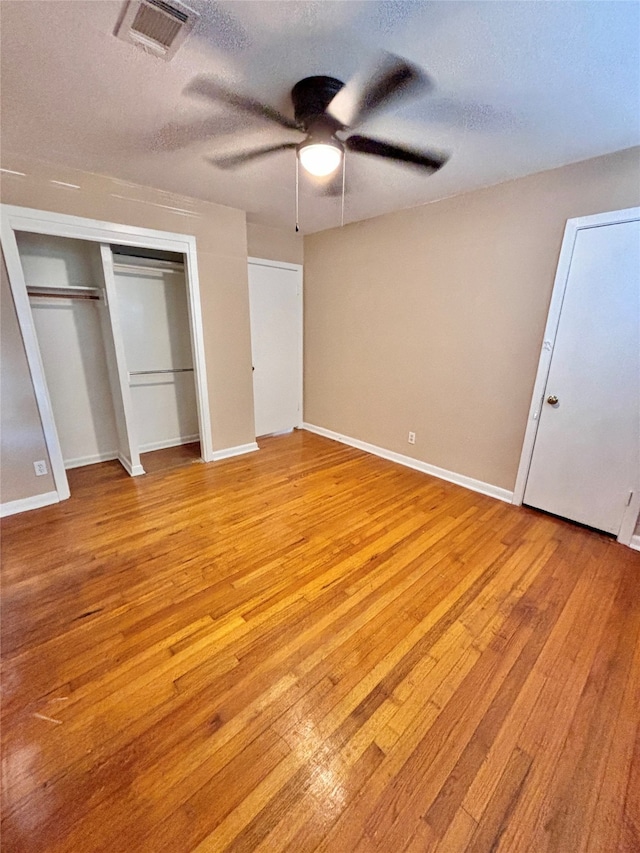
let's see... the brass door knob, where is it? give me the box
[546,395,559,405]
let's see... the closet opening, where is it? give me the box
[17,232,131,482]
[8,222,209,500]
[110,244,202,476]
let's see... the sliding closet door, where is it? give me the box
[111,253,199,454]
[98,244,144,476]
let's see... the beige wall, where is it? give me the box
[247,222,303,265]
[1,155,257,505]
[1,249,56,502]
[304,146,640,495]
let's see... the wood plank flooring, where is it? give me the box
[1,430,639,852]
[140,441,201,475]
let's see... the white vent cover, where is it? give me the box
[116,0,198,60]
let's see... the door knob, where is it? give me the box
[546,394,559,405]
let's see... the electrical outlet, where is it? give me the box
[408,431,416,445]
[34,460,48,476]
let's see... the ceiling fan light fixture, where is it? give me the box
[297,140,343,177]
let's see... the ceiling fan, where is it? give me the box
[187,53,449,182]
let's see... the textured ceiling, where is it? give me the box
[1,0,639,233]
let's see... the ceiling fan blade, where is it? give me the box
[346,135,447,171]
[206,143,297,170]
[327,53,429,128]
[186,76,300,131]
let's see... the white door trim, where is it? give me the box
[0,204,214,504]
[512,206,640,547]
[98,243,145,477]
[248,257,304,431]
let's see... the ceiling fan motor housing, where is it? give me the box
[291,76,344,131]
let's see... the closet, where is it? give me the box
[16,232,200,485]
[111,247,199,455]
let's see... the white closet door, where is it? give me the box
[524,220,640,534]
[98,244,144,476]
[113,257,199,452]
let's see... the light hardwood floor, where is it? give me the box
[1,431,639,852]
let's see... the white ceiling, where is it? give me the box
[1,0,639,233]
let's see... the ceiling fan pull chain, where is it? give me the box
[295,156,300,233]
[341,154,346,228]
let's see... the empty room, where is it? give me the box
[1,2,639,852]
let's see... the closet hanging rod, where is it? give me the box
[27,289,100,301]
[129,368,194,376]
[26,284,100,291]
[112,262,184,275]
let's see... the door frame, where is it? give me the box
[98,243,144,476]
[512,205,640,547]
[248,256,304,433]
[1,204,214,503]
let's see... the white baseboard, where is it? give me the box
[302,423,513,504]
[64,437,200,471]
[139,434,199,453]
[211,442,260,462]
[258,428,295,438]
[65,451,118,469]
[1,490,59,518]
[629,534,640,552]
[118,454,145,477]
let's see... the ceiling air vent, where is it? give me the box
[115,0,198,60]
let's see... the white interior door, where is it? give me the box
[248,260,302,438]
[524,219,640,534]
